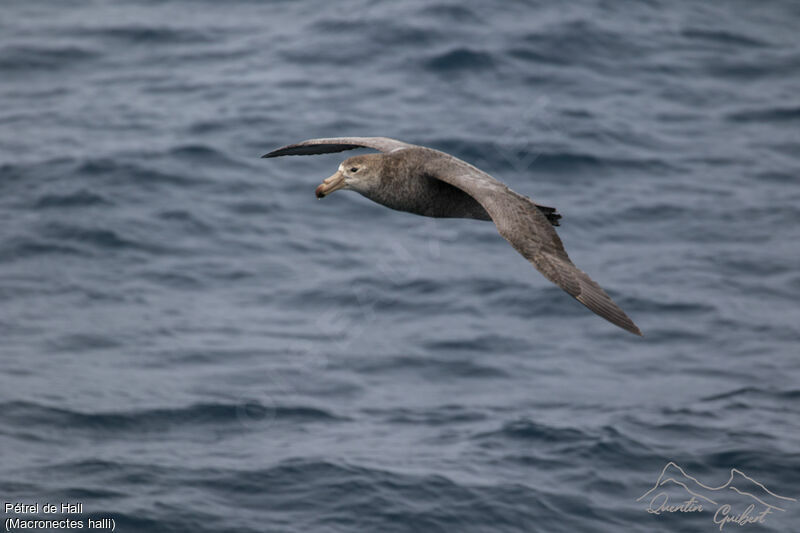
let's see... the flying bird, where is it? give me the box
[263,137,641,336]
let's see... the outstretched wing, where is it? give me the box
[262,137,413,158]
[423,151,642,336]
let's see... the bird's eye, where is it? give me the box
[350,167,358,172]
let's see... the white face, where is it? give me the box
[339,162,369,190]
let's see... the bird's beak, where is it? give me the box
[315,171,346,198]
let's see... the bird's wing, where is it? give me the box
[424,152,642,336]
[262,137,413,158]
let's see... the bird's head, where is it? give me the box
[315,154,384,198]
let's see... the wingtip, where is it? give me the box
[261,152,276,158]
[618,316,643,336]
[574,287,643,337]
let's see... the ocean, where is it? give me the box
[2,1,799,531]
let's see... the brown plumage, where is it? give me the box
[263,137,641,336]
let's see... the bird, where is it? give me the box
[262,136,642,336]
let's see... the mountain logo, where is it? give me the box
[637,461,796,530]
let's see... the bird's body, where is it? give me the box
[263,137,641,336]
[343,150,491,220]
[337,149,563,225]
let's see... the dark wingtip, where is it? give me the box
[615,314,642,336]
[261,152,277,158]
[617,314,643,336]
[602,315,642,336]
[574,283,643,337]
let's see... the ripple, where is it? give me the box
[0,44,99,71]
[74,158,202,187]
[41,223,153,252]
[726,106,800,123]
[423,334,527,354]
[701,387,800,402]
[48,333,122,352]
[475,418,592,443]
[364,405,487,425]
[195,458,551,531]
[0,401,344,435]
[418,5,480,23]
[424,48,497,72]
[681,28,769,48]
[33,190,112,209]
[350,354,508,379]
[83,26,219,45]
[168,144,242,167]
[0,237,88,260]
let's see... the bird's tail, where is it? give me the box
[535,204,562,226]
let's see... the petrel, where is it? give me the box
[263,137,641,336]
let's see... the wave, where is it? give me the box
[705,54,800,80]
[617,203,697,222]
[0,400,343,434]
[364,405,487,425]
[82,25,219,45]
[48,333,122,352]
[74,158,203,187]
[726,106,800,123]
[423,334,529,354]
[520,21,638,65]
[701,387,800,402]
[474,419,654,466]
[0,237,88,260]
[418,5,480,23]
[13,455,631,532]
[634,298,716,316]
[350,354,509,379]
[156,209,215,232]
[702,449,796,474]
[196,458,550,530]
[475,418,592,443]
[168,144,243,167]
[681,28,769,48]
[33,190,112,209]
[423,47,497,72]
[0,44,98,71]
[39,223,159,253]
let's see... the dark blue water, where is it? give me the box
[2,1,799,531]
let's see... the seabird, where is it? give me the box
[263,137,642,336]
